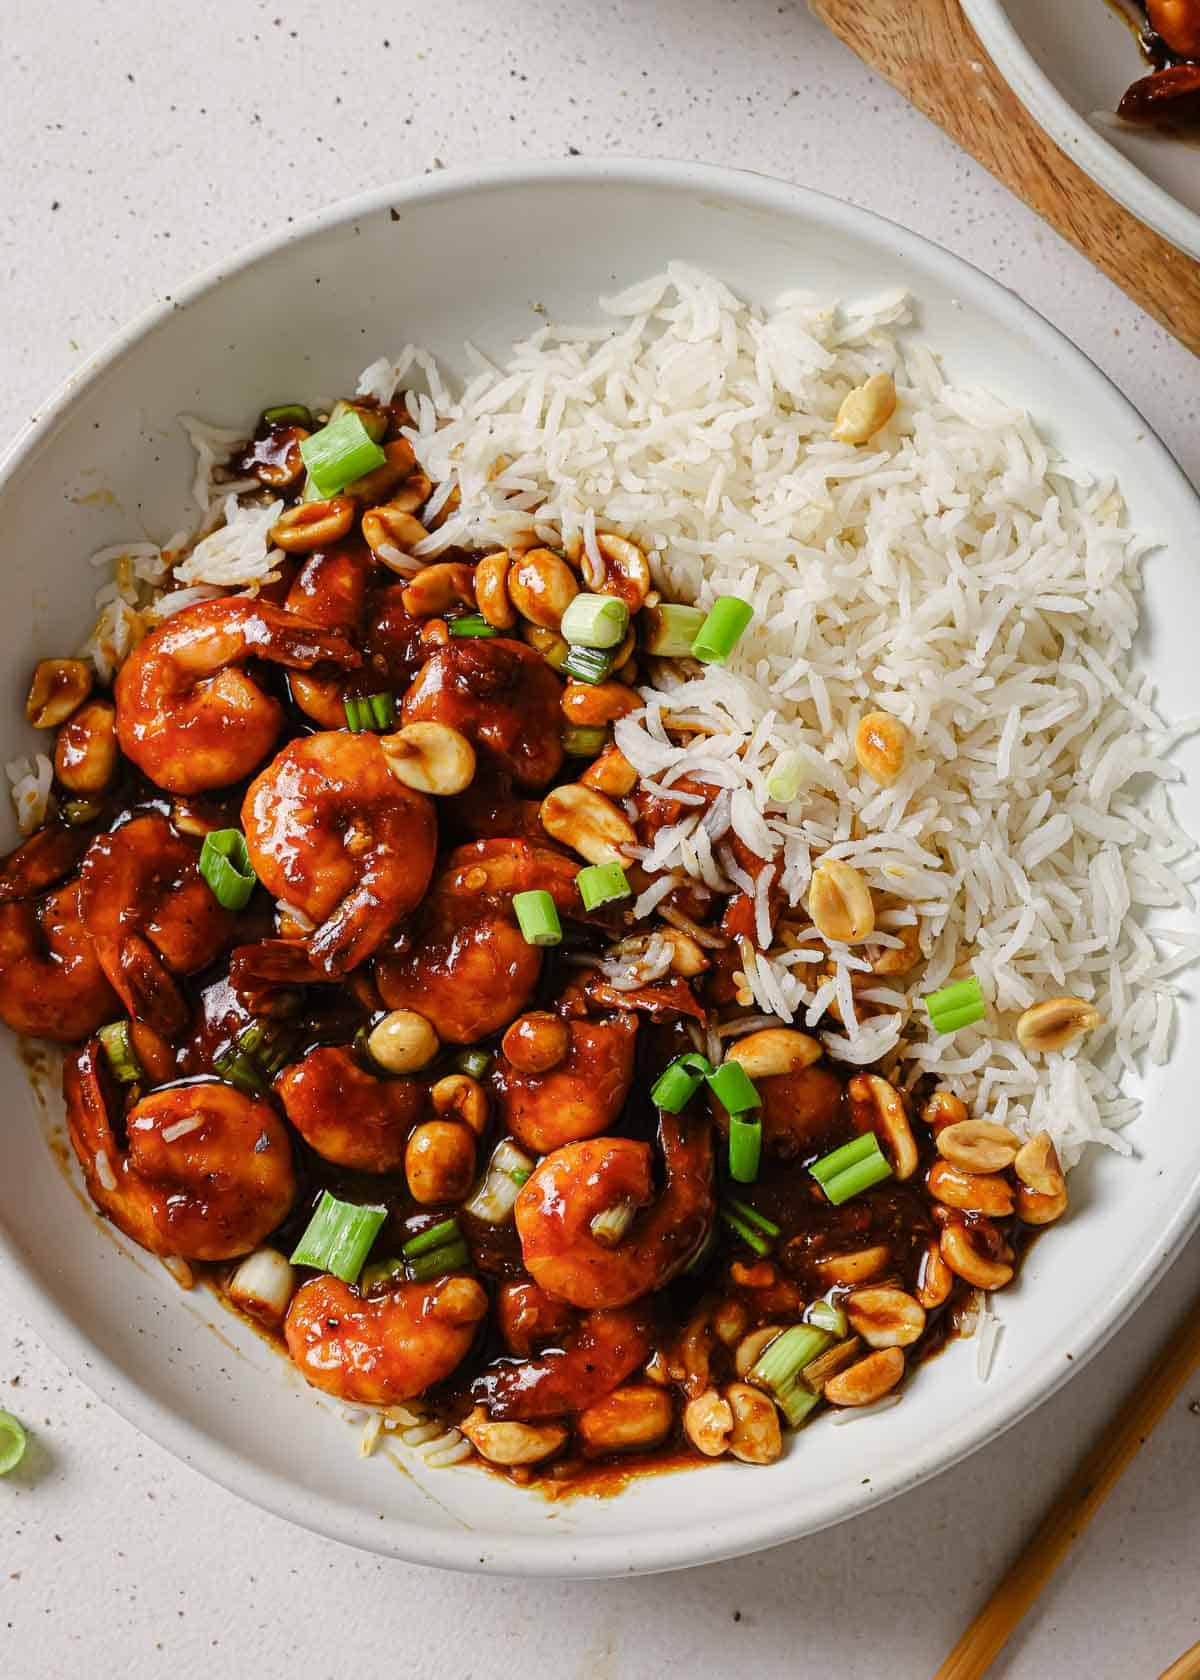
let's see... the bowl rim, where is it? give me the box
[2,154,1199,1577]
[962,0,1200,262]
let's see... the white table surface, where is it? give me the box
[2,2,1199,1675]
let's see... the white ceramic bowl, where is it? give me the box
[964,0,1200,260]
[2,159,1199,1577]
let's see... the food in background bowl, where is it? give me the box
[1114,1,1200,128]
[3,264,1193,1489]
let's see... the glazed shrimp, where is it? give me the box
[79,812,234,1037]
[284,545,373,728]
[0,881,117,1041]
[515,1111,714,1309]
[402,636,565,789]
[495,1012,638,1155]
[375,838,584,1042]
[114,597,361,793]
[284,1273,488,1404]
[64,1044,296,1258]
[276,1043,423,1173]
[241,731,437,975]
[0,823,91,903]
[471,1306,653,1420]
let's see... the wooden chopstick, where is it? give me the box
[935,1299,1200,1679]
[1160,1638,1200,1680]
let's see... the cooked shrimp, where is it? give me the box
[402,636,564,789]
[375,838,583,1042]
[79,812,233,1038]
[284,1273,488,1404]
[495,1012,638,1154]
[0,881,117,1041]
[515,1111,714,1309]
[64,1045,296,1258]
[713,1065,843,1162]
[495,1279,579,1357]
[114,597,361,793]
[276,1043,422,1173]
[0,823,91,903]
[242,731,437,975]
[471,1305,653,1419]
[285,544,373,727]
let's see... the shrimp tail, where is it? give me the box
[113,932,191,1038]
[307,881,399,976]
[0,826,90,903]
[252,610,363,674]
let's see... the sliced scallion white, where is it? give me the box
[463,1138,535,1224]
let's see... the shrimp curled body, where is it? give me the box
[242,731,437,975]
[471,1306,653,1420]
[0,881,117,1041]
[115,598,360,793]
[515,1112,714,1309]
[495,1013,638,1155]
[65,1046,296,1259]
[284,1274,488,1404]
[276,1044,423,1173]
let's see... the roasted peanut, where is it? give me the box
[809,858,875,944]
[361,503,429,561]
[344,438,420,504]
[55,699,117,793]
[712,1299,749,1347]
[927,1159,1014,1218]
[937,1119,1020,1174]
[848,1073,919,1180]
[26,658,93,728]
[577,1385,673,1454]
[725,1382,783,1464]
[508,548,578,629]
[429,1073,489,1137]
[401,562,476,620]
[405,1120,476,1205]
[915,1239,954,1309]
[1015,1182,1069,1225]
[735,1326,783,1378]
[561,680,642,727]
[726,1028,822,1080]
[823,1346,905,1407]
[1016,996,1104,1054]
[501,1012,570,1074]
[615,928,708,978]
[460,1405,567,1466]
[921,1089,967,1134]
[832,371,897,445]
[939,1224,1014,1291]
[1013,1131,1066,1198]
[683,1389,733,1458]
[846,1286,926,1349]
[474,551,516,629]
[813,1246,891,1287]
[250,425,308,490]
[581,744,637,797]
[367,1008,440,1073]
[381,720,476,796]
[270,496,355,553]
[854,711,911,786]
[872,921,922,976]
[539,782,637,866]
[583,533,652,609]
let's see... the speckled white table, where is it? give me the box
[2,2,1199,1675]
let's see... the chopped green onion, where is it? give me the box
[359,1257,406,1291]
[261,403,313,430]
[649,1051,713,1113]
[513,889,562,946]
[62,798,102,826]
[198,829,257,911]
[809,1132,878,1186]
[236,1019,295,1079]
[576,861,631,911]
[562,724,609,758]
[766,749,807,804]
[723,1196,780,1239]
[328,398,388,442]
[562,644,614,685]
[718,1207,771,1257]
[449,614,499,638]
[749,1324,835,1428]
[728,1113,763,1184]
[811,1133,893,1205]
[98,1020,143,1085]
[402,1217,461,1259]
[691,596,753,664]
[463,1138,535,1224]
[0,1410,27,1476]
[706,1059,760,1115]
[456,1049,492,1080]
[299,410,387,498]
[344,691,395,732]
[406,1239,471,1283]
[214,1046,266,1096]
[290,1191,386,1284]
[560,592,630,650]
[806,1300,849,1337]
[923,975,985,1035]
[590,1198,637,1246]
[641,602,706,657]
